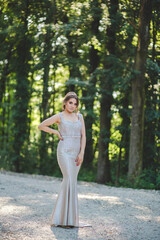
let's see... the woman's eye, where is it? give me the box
[69,101,77,105]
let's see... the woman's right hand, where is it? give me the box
[56,131,64,141]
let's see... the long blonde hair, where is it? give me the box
[62,92,79,113]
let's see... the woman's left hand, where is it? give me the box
[75,153,84,166]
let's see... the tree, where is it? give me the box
[82,0,102,167]
[128,0,152,179]
[11,0,32,172]
[97,0,119,183]
[39,0,57,173]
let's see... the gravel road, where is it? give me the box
[0,170,160,240]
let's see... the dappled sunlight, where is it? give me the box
[0,197,13,206]
[79,193,123,205]
[135,215,153,221]
[125,198,134,203]
[155,216,160,222]
[135,216,160,223]
[1,172,160,240]
[133,205,150,211]
[1,203,31,216]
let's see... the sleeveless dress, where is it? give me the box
[50,111,82,227]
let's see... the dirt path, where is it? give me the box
[0,170,160,240]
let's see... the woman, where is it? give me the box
[38,92,86,228]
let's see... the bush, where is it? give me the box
[111,168,160,190]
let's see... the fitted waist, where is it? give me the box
[62,135,81,138]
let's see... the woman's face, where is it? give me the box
[65,98,78,112]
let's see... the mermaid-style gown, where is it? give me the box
[50,112,82,227]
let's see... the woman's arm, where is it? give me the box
[75,114,86,166]
[80,115,86,155]
[38,113,63,140]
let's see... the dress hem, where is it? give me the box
[50,222,92,228]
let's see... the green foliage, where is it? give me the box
[0,0,160,190]
[109,168,160,190]
[134,168,160,190]
[78,166,97,182]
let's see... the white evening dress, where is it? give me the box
[50,111,84,227]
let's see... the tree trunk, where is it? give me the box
[39,29,52,173]
[12,0,31,172]
[97,0,119,183]
[97,95,112,183]
[0,48,11,152]
[128,0,152,179]
[120,91,131,174]
[143,10,159,169]
[83,0,101,167]
[39,2,56,174]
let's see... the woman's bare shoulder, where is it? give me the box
[48,112,61,125]
[77,112,84,120]
[38,112,61,128]
[55,112,62,124]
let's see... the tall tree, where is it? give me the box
[97,0,119,183]
[83,0,102,167]
[128,0,152,179]
[39,0,57,174]
[143,3,160,170]
[11,0,31,172]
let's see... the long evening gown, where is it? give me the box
[50,111,82,227]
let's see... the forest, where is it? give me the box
[0,0,160,190]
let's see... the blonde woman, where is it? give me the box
[38,92,86,228]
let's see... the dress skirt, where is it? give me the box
[50,136,81,227]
